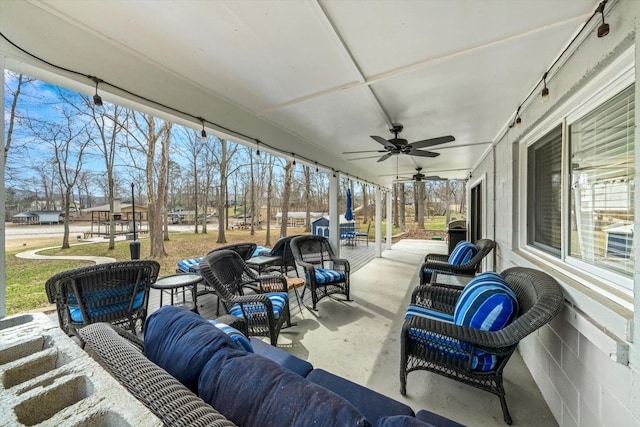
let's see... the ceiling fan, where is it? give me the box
[344,124,454,162]
[393,167,442,183]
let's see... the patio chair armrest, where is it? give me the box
[411,285,461,314]
[402,315,516,353]
[424,253,448,263]
[331,258,350,272]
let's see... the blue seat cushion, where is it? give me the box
[210,320,253,353]
[311,268,346,284]
[67,285,145,323]
[454,272,518,331]
[228,292,288,320]
[404,302,496,372]
[177,257,202,273]
[143,306,236,392]
[416,410,466,427]
[198,348,368,427]
[250,336,313,377]
[307,368,414,425]
[447,241,477,265]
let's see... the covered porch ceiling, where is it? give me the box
[1,0,599,186]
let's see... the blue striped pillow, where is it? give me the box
[404,304,454,323]
[229,292,288,320]
[210,320,253,353]
[454,272,518,331]
[177,257,202,273]
[447,241,477,265]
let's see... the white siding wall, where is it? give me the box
[474,1,640,425]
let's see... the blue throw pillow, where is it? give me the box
[447,241,477,265]
[144,305,236,393]
[198,348,369,427]
[454,272,518,331]
[209,320,253,353]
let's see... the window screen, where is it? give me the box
[569,85,634,279]
[528,126,563,256]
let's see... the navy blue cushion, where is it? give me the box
[250,337,313,377]
[198,348,369,427]
[447,241,477,265]
[307,369,414,425]
[416,410,466,427]
[377,415,436,427]
[404,305,454,323]
[454,272,518,331]
[144,305,236,393]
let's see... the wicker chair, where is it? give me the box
[257,235,300,276]
[79,323,237,427]
[419,238,496,285]
[176,242,257,274]
[45,260,160,340]
[400,267,564,424]
[290,235,351,310]
[199,250,291,345]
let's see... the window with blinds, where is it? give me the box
[527,125,562,256]
[569,85,634,279]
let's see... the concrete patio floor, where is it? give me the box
[163,238,557,426]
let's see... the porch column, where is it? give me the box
[386,188,392,249]
[329,171,340,256]
[0,55,6,318]
[375,186,382,257]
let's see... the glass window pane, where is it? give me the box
[527,126,562,256]
[569,85,634,279]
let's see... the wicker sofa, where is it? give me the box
[80,306,465,427]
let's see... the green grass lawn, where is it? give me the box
[5,215,458,315]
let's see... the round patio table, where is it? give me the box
[150,273,203,313]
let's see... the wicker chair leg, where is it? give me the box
[499,394,512,425]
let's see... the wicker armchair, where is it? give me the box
[290,235,351,310]
[400,267,564,424]
[45,260,160,340]
[79,323,237,427]
[199,250,291,345]
[176,242,257,274]
[257,235,300,276]
[419,238,496,285]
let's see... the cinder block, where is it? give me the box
[0,312,162,427]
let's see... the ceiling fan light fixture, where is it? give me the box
[597,1,610,38]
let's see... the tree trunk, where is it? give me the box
[417,181,425,229]
[304,166,311,232]
[393,183,399,227]
[217,140,228,244]
[362,183,368,223]
[250,150,256,236]
[279,161,293,238]
[265,155,274,246]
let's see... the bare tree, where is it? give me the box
[399,183,406,231]
[417,181,425,229]
[177,128,205,233]
[303,165,311,232]
[265,154,275,246]
[125,112,172,258]
[31,108,89,248]
[209,138,238,244]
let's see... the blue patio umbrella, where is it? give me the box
[345,188,354,221]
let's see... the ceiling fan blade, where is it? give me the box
[346,155,385,161]
[409,135,455,149]
[408,149,440,158]
[371,135,396,149]
[342,150,386,154]
[377,153,393,162]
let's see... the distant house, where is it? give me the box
[275,211,324,227]
[11,211,64,225]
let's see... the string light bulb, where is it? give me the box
[315,162,319,173]
[292,153,296,166]
[256,141,260,156]
[596,1,610,38]
[541,72,549,102]
[90,76,103,107]
[200,119,207,143]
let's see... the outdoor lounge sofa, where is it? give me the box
[80,306,465,427]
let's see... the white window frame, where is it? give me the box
[518,47,634,305]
